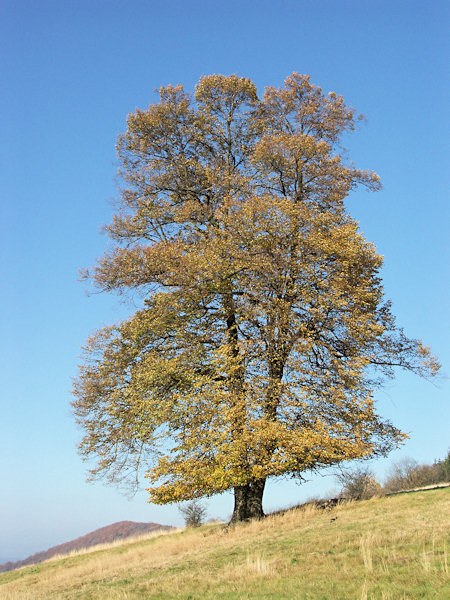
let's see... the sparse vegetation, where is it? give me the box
[1,488,448,599]
[335,452,450,501]
[384,452,450,493]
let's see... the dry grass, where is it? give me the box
[0,488,449,599]
[360,532,375,572]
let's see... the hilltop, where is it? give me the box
[0,488,448,599]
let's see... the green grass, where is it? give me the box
[1,488,448,599]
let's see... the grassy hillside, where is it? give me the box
[1,488,448,600]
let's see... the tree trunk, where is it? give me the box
[230,479,266,523]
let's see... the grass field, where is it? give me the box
[0,488,448,599]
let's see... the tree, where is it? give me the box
[383,457,420,492]
[179,499,207,528]
[73,73,439,523]
[435,450,450,482]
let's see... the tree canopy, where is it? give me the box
[73,73,439,522]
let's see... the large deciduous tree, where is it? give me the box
[73,74,439,522]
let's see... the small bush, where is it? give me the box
[337,467,381,500]
[179,499,207,527]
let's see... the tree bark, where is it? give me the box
[230,479,266,523]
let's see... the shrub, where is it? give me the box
[336,467,381,500]
[179,499,207,527]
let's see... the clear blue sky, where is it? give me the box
[1,0,448,561]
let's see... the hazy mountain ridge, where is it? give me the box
[0,520,173,573]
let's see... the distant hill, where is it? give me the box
[0,557,19,565]
[0,521,173,573]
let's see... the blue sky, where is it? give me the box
[1,0,448,560]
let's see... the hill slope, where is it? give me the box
[0,521,173,573]
[0,489,449,599]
